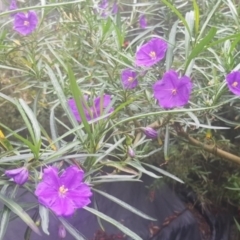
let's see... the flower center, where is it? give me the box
[149,51,156,59]
[59,185,68,197]
[24,20,29,26]
[171,89,177,95]
[128,77,133,82]
[232,81,238,87]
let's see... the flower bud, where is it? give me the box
[5,167,29,185]
[141,127,158,139]
[128,146,135,158]
[58,224,66,239]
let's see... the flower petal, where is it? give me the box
[60,166,84,189]
[50,196,75,217]
[226,71,240,95]
[67,184,92,208]
[35,182,58,207]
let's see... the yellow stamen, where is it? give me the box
[172,89,177,95]
[24,21,29,26]
[59,185,68,197]
[232,81,238,87]
[149,51,156,59]
[128,77,133,82]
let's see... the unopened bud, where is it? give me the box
[128,146,135,158]
[58,224,66,239]
[141,127,158,139]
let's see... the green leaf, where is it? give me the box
[161,0,191,35]
[67,64,93,141]
[0,207,10,240]
[197,0,221,40]
[184,27,217,72]
[142,163,184,184]
[59,218,86,240]
[0,193,41,236]
[93,188,157,221]
[19,99,41,145]
[164,124,170,161]
[39,206,49,235]
[45,64,83,141]
[193,0,200,35]
[83,206,143,240]
[166,20,178,71]
[234,217,240,231]
[127,161,161,178]
[94,137,126,165]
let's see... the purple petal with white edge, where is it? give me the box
[226,71,240,95]
[60,166,84,189]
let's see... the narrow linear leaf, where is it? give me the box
[19,99,41,144]
[93,188,157,221]
[67,64,92,140]
[94,137,126,165]
[184,27,217,72]
[0,207,11,240]
[59,218,86,240]
[83,206,143,240]
[161,0,191,35]
[127,161,161,178]
[198,0,221,39]
[142,162,184,183]
[39,206,49,235]
[193,0,200,35]
[164,124,170,161]
[166,20,178,71]
[0,193,41,236]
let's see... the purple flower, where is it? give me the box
[58,224,66,238]
[153,70,192,109]
[5,167,29,185]
[98,0,108,10]
[9,0,18,12]
[135,38,168,67]
[121,68,138,89]
[112,2,118,15]
[141,127,158,139]
[13,11,38,36]
[226,71,240,95]
[139,14,147,29]
[35,166,92,217]
[68,94,114,122]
